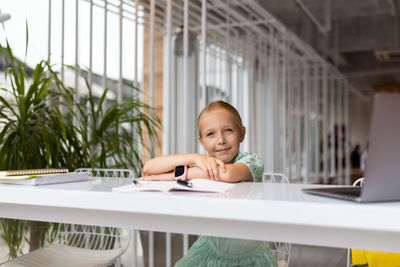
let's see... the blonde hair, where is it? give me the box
[197,100,243,137]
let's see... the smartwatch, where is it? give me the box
[174,165,187,180]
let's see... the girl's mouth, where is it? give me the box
[216,148,230,153]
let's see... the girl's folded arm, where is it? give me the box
[143,153,199,175]
[187,167,210,180]
[141,167,210,181]
[186,163,252,183]
[142,163,252,182]
[217,163,252,183]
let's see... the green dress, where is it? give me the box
[174,152,278,267]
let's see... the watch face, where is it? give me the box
[175,166,185,177]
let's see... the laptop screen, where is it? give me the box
[360,93,400,202]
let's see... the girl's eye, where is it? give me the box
[225,129,233,132]
[206,132,214,137]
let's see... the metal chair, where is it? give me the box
[346,177,365,267]
[352,177,365,187]
[0,168,133,267]
[74,168,135,178]
[262,172,290,184]
[262,172,292,267]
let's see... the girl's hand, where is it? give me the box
[140,173,175,181]
[194,154,226,181]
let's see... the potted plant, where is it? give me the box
[0,38,160,258]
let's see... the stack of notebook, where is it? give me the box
[0,168,92,186]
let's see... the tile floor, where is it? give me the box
[0,236,348,267]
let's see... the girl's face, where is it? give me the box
[198,108,246,163]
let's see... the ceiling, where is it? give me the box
[259,0,400,97]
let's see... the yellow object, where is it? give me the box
[352,249,400,267]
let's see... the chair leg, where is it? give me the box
[346,248,351,267]
[108,258,120,267]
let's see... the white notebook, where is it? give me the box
[0,172,92,186]
[112,179,234,193]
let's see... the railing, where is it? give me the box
[1,0,361,185]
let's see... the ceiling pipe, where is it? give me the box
[346,67,400,78]
[348,84,371,103]
[245,0,372,104]
[293,0,331,35]
[225,0,369,102]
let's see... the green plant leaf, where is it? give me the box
[0,31,161,258]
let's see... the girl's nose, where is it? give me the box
[217,133,226,144]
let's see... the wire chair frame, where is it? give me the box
[74,168,135,178]
[0,169,133,267]
[53,169,134,264]
[346,177,365,267]
[352,177,365,187]
[51,224,129,252]
[262,172,290,184]
[262,172,291,266]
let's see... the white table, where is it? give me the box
[0,178,400,252]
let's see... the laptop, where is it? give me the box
[303,93,400,202]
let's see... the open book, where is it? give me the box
[112,179,235,193]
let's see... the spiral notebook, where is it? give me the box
[0,172,92,186]
[0,168,69,177]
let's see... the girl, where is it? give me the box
[142,100,278,267]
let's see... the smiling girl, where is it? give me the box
[142,100,278,267]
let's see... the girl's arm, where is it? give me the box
[188,163,252,182]
[141,162,253,183]
[143,153,226,180]
[142,154,197,175]
[215,163,253,182]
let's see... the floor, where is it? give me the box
[0,235,348,267]
[120,236,349,267]
[289,244,348,267]
[0,238,9,263]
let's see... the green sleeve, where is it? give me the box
[234,152,264,182]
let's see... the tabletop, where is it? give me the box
[0,178,400,252]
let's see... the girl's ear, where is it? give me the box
[199,135,206,148]
[240,126,246,142]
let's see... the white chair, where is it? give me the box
[262,172,290,184]
[352,177,365,187]
[0,168,133,267]
[346,177,365,267]
[262,172,291,267]
[74,168,135,178]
